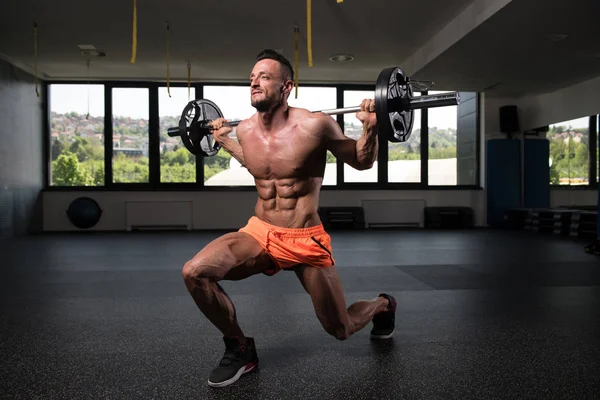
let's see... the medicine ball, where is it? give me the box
[66,197,103,229]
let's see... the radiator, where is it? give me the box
[125,201,193,230]
[361,199,426,228]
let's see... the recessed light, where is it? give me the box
[78,44,97,50]
[329,54,354,62]
[80,49,106,58]
[545,33,568,42]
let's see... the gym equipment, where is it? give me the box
[167,66,460,156]
[66,197,103,229]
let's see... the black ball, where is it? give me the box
[66,197,103,229]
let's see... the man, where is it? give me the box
[182,49,397,388]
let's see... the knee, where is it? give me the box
[324,323,351,341]
[182,258,215,286]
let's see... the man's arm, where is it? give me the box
[212,118,247,167]
[322,109,378,171]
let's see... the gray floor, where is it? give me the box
[1,229,599,399]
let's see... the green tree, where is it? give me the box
[52,151,93,186]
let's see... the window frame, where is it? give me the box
[43,80,484,191]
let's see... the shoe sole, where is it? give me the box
[207,360,259,388]
[370,329,394,340]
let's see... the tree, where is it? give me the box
[52,151,93,186]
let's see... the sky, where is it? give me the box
[49,83,591,131]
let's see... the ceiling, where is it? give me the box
[1,0,599,97]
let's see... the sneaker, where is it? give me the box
[370,293,397,340]
[207,336,259,388]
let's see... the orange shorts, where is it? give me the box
[238,216,336,276]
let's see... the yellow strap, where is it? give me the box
[166,22,171,97]
[294,25,299,99]
[130,0,137,64]
[33,22,39,97]
[187,62,192,101]
[306,0,313,67]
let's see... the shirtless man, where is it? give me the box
[182,49,397,388]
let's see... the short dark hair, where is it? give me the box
[256,49,294,81]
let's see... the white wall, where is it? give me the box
[482,77,599,211]
[518,75,600,130]
[42,189,486,231]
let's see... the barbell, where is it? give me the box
[167,67,460,157]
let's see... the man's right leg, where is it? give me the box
[181,231,275,387]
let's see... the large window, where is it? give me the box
[289,87,337,186]
[45,83,485,190]
[202,86,256,186]
[343,90,378,183]
[428,91,457,185]
[548,117,590,185]
[159,87,196,183]
[49,84,105,186]
[389,95,422,184]
[112,88,149,183]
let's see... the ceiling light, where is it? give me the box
[80,49,106,58]
[545,33,568,43]
[329,54,354,63]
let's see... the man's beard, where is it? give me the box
[252,94,281,113]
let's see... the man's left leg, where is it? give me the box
[293,265,396,340]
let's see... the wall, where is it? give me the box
[42,189,485,231]
[0,58,45,239]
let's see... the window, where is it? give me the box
[427,91,457,185]
[388,94,422,183]
[159,87,196,182]
[289,87,337,185]
[548,117,590,185]
[343,90,377,183]
[112,88,149,183]
[202,86,256,186]
[202,85,337,186]
[428,91,478,186]
[49,84,105,186]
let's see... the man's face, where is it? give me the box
[249,59,289,112]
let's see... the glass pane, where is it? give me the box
[202,86,256,186]
[389,94,421,183]
[428,90,458,185]
[159,87,196,182]
[289,87,337,185]
[343,90,377,183]
[202,86,337,186]
[112,88,149,183]
[548,117,590,185]
[49,84,105,186]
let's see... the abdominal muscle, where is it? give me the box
[254,176,323,228]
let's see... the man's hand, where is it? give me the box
[355,99,377,131]
[210,118,233,143]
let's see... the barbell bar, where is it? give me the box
[167,66,461,156]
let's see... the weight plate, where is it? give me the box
[375,67,414,143]
[179,99,223,156]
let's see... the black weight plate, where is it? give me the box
[179,99,223,156]
[375,67,414,143]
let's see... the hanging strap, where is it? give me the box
[130,0,137,64]
[33,22,39,97]
[306,0,313,67]
[187,62,192,101]
[166,22,171,97]
[294,25,299,99]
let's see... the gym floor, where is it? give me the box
[2,229,599,399]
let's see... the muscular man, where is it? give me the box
[182,49,397,388]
